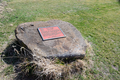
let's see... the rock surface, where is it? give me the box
[15,20,87,59]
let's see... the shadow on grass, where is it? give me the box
[118,0,120,4]
[1,40,21,65]
[1,40,38,80]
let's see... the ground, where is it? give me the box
[0,0,120,80]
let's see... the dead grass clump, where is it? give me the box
[14,58,84,80]
[32,57,64,80]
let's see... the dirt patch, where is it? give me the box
[0,60,8,72]
[0,41,8,53]
[0,57,14,80]
[0,73,15,80]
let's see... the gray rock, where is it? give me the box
[15,20,87,59]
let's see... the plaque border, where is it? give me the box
[37,26,66,41]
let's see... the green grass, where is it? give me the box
[3,65,14,76]
[0,0,120,80]
[0,65,14,76]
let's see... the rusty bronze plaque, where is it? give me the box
[38,26,66,40]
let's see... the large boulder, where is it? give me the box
[15,20,87,59]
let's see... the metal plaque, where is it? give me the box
[38,26,66,40]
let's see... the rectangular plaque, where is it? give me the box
[38,26,66,40]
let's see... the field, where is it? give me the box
[0,0,120,80]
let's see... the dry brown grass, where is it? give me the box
[14,56,84,80]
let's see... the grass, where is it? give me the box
[0,58,14,76]
[3,65,14,76]
[0,0,120,80]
